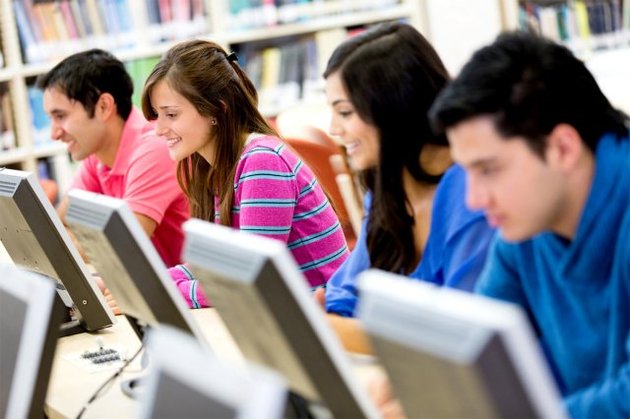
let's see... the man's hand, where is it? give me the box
[368,374,406,419]
[314,287,326,308]
[93,275,122,315]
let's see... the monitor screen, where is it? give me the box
[139,325,287,419]
[0,168,114,333]
[0,264,65,419]
[65,189,206,344]
[183,219,379,419]
[356,270,568,419]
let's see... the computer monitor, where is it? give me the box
[183,219,379,419]
[356,270,568,419]
[0,264,65,419]
[0,168,114,334]
[65,189,206,344]
[139,325,288,419]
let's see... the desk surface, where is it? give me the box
[45,309,382,419]
[45,309,243,419]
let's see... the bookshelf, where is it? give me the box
[516,0,630,113]
[0,0,510,194]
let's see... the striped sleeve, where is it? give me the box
[167,264,211,309]
[233,143,297,244]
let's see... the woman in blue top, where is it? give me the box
[322,22,495,352]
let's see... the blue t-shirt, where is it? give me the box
[325,164,496,316]
[476,133,630,418]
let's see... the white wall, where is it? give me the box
[424,0,504,75]
[585,48,630,115]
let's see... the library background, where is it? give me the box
[0,0,629,198]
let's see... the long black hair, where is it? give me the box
[324,22,450,274]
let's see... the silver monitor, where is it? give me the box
[0,168,114,333]
[183,219,379,419]
[65,189,205,344]
[357,270,568,419]
[140,325,288,419]
[0,264,65,419]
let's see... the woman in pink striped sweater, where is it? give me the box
[140,40,349,308]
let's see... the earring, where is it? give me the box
[210,119,217,125]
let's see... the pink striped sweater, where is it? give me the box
[170,136,349,308]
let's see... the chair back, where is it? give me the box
[283,132,357,248]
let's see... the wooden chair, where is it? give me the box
[329,154,363,237]
[39,178,58,205]
[282,131,358,249]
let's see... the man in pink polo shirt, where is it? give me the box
[38,49,189,267]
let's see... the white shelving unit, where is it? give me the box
[0,0,427,194]
[512,0,630,114]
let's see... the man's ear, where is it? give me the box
[546,123,585,171]
[95,93,117,120]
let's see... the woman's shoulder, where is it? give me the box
[433,164,489,237]
[239,135,298,172]
[242,134,283,153]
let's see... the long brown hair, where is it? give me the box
[141,40,277,225]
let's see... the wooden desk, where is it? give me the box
[45,309,383,418]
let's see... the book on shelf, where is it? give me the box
[258,46,282,110]
[59,1,80,40]
[276,42,301,109]
[68,0,88,38]
[0,84,16,151]
[12,0,43,64]
[83,0,106,39]
[27,86,53,149]
[126,56,161,108]
[145,0,209,42]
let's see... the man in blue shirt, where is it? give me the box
[429,32,630,418]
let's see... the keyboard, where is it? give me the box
[80,347,122,365]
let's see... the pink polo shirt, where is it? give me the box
[72,108,189,266]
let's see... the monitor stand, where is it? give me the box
[120,315,148,400]
[52,281,89,337]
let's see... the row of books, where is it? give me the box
[238,27,349,113]
[227,0,400,30]
[519,0,630,51]
[13,0,208,64]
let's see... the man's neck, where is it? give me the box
[96,116,126,168]
[552,152,595,240]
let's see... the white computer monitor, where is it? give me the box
[183,218,379,419]
[0,168,114,334]
[65,189,206,344]
[356,270,568,419]
[139,325,288,419]
[0,264,65,419]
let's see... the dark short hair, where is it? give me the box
[36,49,133,120]
[429,31,628,156]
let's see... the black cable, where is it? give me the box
[75,341,144,419]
